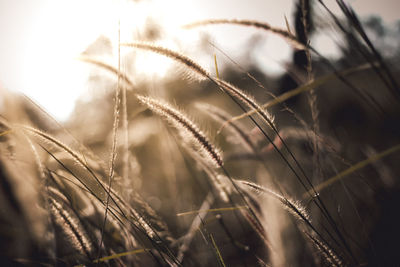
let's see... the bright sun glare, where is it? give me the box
[19,0,115,121]
[4,0,389,121]
[13,0,200,121]
[12,0,301,122]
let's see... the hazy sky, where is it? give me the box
[0,0,399,120]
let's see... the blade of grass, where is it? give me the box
[93,248,148,263]
[209,233,226,267]
[214,54,220,79]
[222,62,374,127]
[177,193,214,263]
[0,130,12,137]
[305,143,400,197]
[97,18,122,262]
[177,206,247,217]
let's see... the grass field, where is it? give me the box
[0,0,399,266]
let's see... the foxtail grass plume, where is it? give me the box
[137,95,223,168]
[183,19,306,50]
[121,42,211,81]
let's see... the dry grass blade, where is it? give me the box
[92,248,149,264]
[224,63,375,125]
[305,143,400,197]
[209,233,227,267]
[177,205,246,217]
[120,22,130,196]
[0,130,12,137]
[284,15,293,35]
[99,32,123,259]
[177,193,214,263]
[214,54,220,79]
[183,19,306,50]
